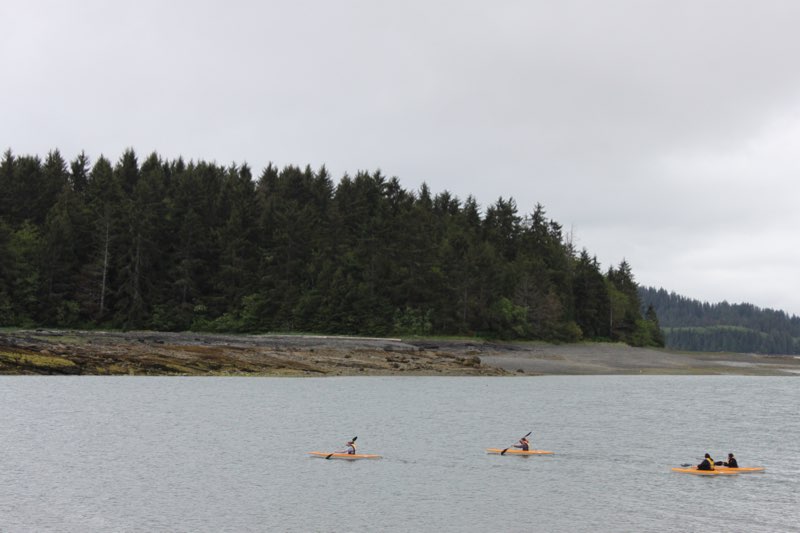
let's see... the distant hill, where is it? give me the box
[639,287,800,355]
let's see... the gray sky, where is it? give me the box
[3,0,800,315]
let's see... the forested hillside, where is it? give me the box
[639,287,800,354]
[0,149,662,345]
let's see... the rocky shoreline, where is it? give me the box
[0,330,503,376]
[1,329,798,376]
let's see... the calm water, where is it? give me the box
[0,376,797,532]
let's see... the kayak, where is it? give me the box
[308,451,382,460]
[716,466,765,473]
[671,467,738,475]
[486,448,554,455]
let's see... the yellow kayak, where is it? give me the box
[486,448,554,455]
[671,467,738,475]
[308,451,382,460]
[716,466,765,473]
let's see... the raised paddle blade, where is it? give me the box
[352,436,358,442]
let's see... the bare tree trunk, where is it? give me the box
[462,286,468,331]
[99,219,110,317]
[134,235,141,307]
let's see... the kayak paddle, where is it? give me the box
[326,436,357,459]
[501,431,532,455]
[681,460,719,468]
[681,456,713,467]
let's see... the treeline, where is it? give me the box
[639,287,800,354]
[0,149,663,345]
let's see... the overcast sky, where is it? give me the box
[3,1,800,315]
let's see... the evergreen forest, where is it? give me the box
[0,149,663,346]
[639,287,800,354]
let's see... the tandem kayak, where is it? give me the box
[308,451,382,460]
[671,467,738,475]
[486,448,554,455]
[716,466,765,473]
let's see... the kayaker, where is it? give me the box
[723,453,738,468]
[339,439,357,455]
[697,453,715,470]
[513,436,530,451]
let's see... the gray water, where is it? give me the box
[1,376,798,532]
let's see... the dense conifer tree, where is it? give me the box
[573,250,610,339]
[0,148,663,346]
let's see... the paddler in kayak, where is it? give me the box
[722,453,738,468]
[697,453,715,471]
[513,435,531,451]
[337,438,357,455]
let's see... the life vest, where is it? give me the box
[347,442,357,455]
[701,456,715,470]
[519,439,529,451]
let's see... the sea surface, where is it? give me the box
[0,376,797,532]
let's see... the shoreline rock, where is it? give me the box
[1,330,798,376]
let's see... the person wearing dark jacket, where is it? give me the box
[513,436,530,451]
[723,453,738,468]
[697,453,715,470]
